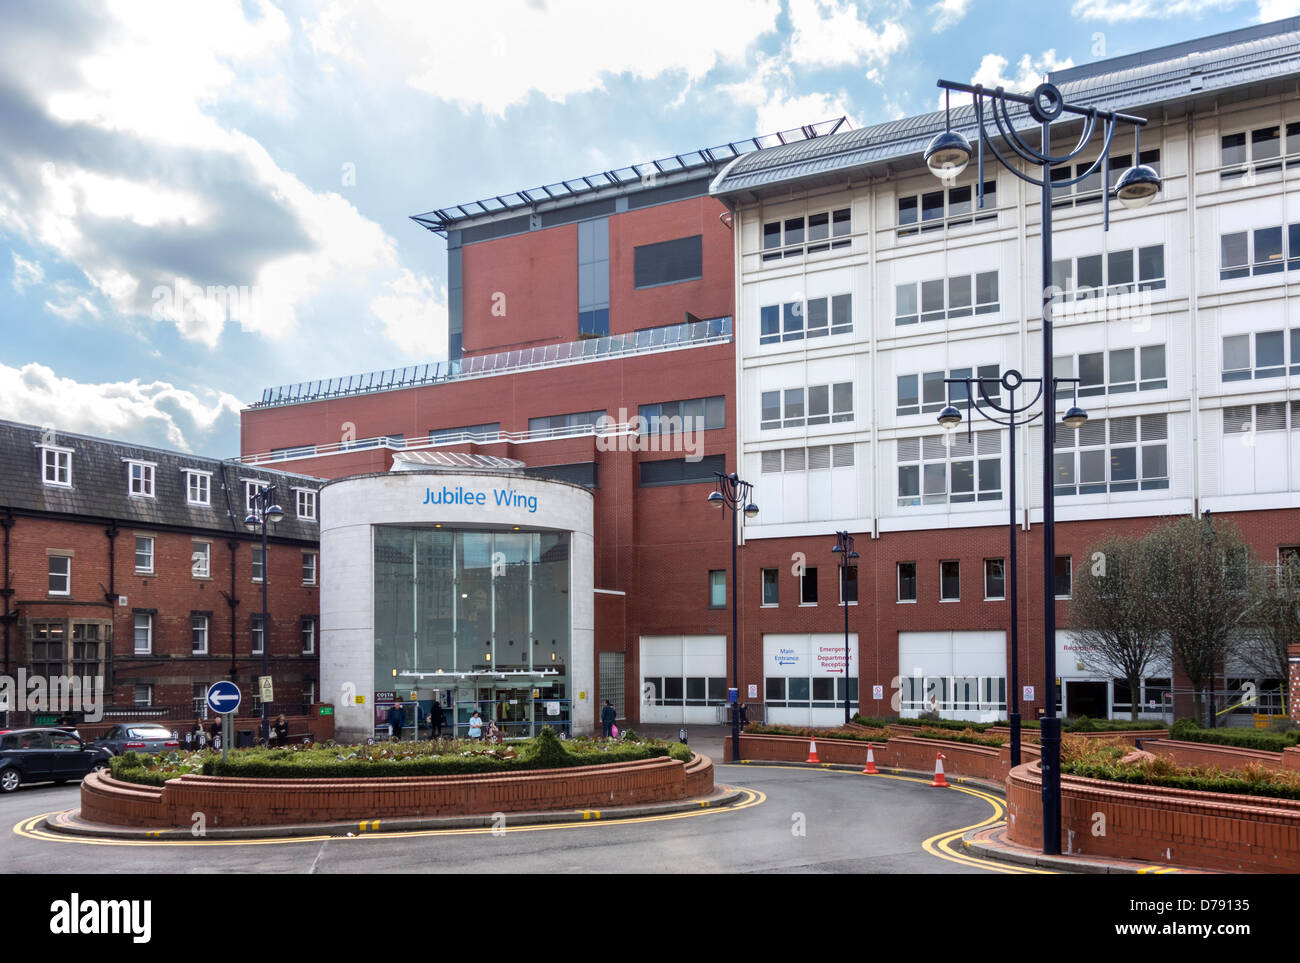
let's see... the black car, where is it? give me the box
[0,728,113,792]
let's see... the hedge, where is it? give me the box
[1167,719,1300,753]
[745,723,890,743]
[853,715,999,733]
[909,728,1006,748]
[1062,761,1300,800]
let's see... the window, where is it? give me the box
[134,536,154,574]
[896,271,998,325]
[529,410,606,434]
[634,234,702,288]
[1221,124,1297,179]
[984,559,1005,600]
[431,422,500,443]
[134,684,153,707]
[1222,329,1299,381]
[897,365,999,416]
[578,216,610,336]
[48,555,70,595]
[251,614,265,655]
[301,617,316,655]
[759,444,854,474]
[839,564,858,605]
[29,621,66,680]
[898,562,917,602]
[1054,414,1168,495]
[1054,345,1167,397]
[1220,223,1298,279]
[758,294,852,344]
[185,470,211,505]
[761,568,779,606]
[940,561,960,601]
[898,180,996,235]
[252,546,265,583]
[1055,556,1073,599]
[1224,402,1296,438]
[295,489,317,520]
[192,614,209,655]
[639,396,725,434]
[638,454,726,487]
[800,568,818,605]
[1050,245,1165,299]
[127,460,155,497]
[760,382,853,430]
[303,552,318,585]
[71,622,103,678]
[244,480,269,512]
[1052,149,1159,206]
[192,540,211,578]
[134,613,152,654]
[897,432,1002,507]
[762,207,850,261]
[42,447,72,487]
[709,570,726,608]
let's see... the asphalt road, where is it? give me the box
[0,763,1021,874]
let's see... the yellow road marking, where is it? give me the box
[12,788,764,848]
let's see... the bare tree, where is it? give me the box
[1238,553,1300,711]
[1146,514,1255,727]
[1068,534,1167,720]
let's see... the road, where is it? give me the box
[0,762,1047,874]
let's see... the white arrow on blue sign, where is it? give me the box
[206,681,241,715]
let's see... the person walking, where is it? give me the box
[387,701,407,741]
[467,709,483,740]
[601,700,616,739]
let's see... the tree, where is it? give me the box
[1238,553,1300,714]
[1069,534,1167,720]
[1146,515,1255,727]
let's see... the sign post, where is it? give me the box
[206,681,242,764]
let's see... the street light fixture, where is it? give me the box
[707,471,758,763]
[244,484,283,744]
[831,531,859,726]
[930,77,1155,856]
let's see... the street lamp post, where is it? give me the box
[938,373,1086,767]
[831,531,859,726]
[244,485,284,744]
[708,472,758,764]
[926,79,1159,855]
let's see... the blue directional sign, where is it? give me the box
[206,681,241,715]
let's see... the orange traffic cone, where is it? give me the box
[805,738,820,764]
[863,742,879,774]
[930,752,949,788]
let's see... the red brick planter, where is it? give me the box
[1142,738,1297,772]
[79,752,714,829]
[1006,759,1300,873]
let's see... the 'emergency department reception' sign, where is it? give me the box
[764,634,858,677]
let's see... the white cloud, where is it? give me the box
[930,0,973,31]
[0,361,243,453]
[368,269,449,358]
[718,57,862,132]
[1257,0,1300,20]
[788,0,908,67]
[42,280,101,320]
[305,0,782,117]
[1070,0,1244,20]
[970,49,1074,94]
[11,252,43,292]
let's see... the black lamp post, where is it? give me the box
[244,484,284,743]
[831,531,859,726]
[926,78,1159,855]
[708,472,758,763]
[938,373,1086,767]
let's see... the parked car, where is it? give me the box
[93,724,180,756]
[0,728,112,792]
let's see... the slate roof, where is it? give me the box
[710,17,1300,198]
[0,420,323,543]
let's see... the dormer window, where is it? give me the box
[41,447,72,487]
[126,460,156,497]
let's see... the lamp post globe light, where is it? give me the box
[244,484,284,744]
[927,77,1158,856]
[831,532,859,726]
[707,472,757,763]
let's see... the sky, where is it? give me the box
[1,0,1295,458]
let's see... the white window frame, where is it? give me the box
[897,432,1003,507]
[134,535,155,574]
[760,382,853,430]
[760,568,779,607]
[192,540,211,579]
[1051,148,1160,207]
[302,551,318,586]
[1053,345,1168,397]
[758,293,853,345]
[192,614,209,655]
[897,365,1001,417]
[133,614,152,655]
[1055,556,1073,600]
[126,459,156,498]
[252,546,265,583]
[48,555,71,596]
[939,560,961,602]
[895,270,999,326]
[984,558,1006,601]
[295,488,317,521]
[761,206,851,262]
[1219,223,1296,280]
[185,469,212,506]
[897,178,997,236]
[301,617,316,655]
[1221,329,1298,382]
[1054,415,1169,496]
[251,614,265,655]
[41,446,73,488]
[1220,123,1296,180]
[134,684,153,707]
[838,563,858,606]
[897,562,918,603]
[243,479,269,513]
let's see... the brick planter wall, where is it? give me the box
[79,752,713,829]
[1142,738,1292,772]
[1006,760,1300,873]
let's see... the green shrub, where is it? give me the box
[909,727,1006,748]
[1063,761,1300,800]
[747,723,889,743]
[852,715,998,733]
[1165,721,1297,753]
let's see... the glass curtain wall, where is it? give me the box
[373,527,570,691]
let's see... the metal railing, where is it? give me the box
[249,316,731,410]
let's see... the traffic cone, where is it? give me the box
[805,738,820,764]
[863,742,879,774]
[930,752,949,788]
